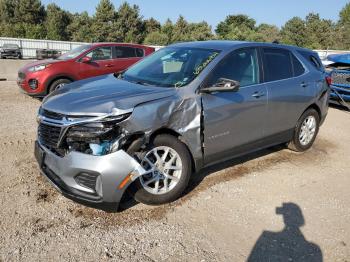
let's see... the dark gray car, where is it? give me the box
[0,43,22,59]
[35,41,329,211]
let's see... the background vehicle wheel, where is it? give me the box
[288,108,320,152]
[49,78,71,93]
[130,134,192,205]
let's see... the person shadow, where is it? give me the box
[247,203,323,262]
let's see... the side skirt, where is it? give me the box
[202,129,294,169]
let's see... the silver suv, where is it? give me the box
[35,41,330,211]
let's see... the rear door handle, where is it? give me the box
[105,64,114,68]
[252,91,265,98]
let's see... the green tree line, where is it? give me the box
[0,0,349,49]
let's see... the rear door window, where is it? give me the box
[263,48,293,82]
[114,46,138,58]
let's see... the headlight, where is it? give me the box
[67,122,114,140]
[66,113,131,141]
[28,64,51,72]
[64,113,131,155]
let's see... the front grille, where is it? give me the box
[38,123,62,149]
[41,109,65,120]
[331,71,350,88]
[75,173,99,191]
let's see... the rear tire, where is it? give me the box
[130,134,192,205]
[48,78,72,93]
[288,108,320,152]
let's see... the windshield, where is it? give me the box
[122,47,220,87]
[3,44,18,49]
[57,45,92,60]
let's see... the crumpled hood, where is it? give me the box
[42,74,176,116]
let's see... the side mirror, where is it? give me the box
[201,78,240,93]
[81,56,92,63]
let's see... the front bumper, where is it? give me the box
[17,70,48,97]
[35,141,145,211]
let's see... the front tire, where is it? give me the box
[48,78,72,93]
[130,134,192,205]
[288,108,320,152]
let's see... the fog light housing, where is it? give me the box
[28,79,38,90]
[75,172,99,192]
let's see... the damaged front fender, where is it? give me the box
[119,92,204,170]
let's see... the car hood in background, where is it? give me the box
[327,53,350,65]
[42,74,176,116]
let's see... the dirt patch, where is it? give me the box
[68,205,169,228]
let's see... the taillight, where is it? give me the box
[325,76,332,86]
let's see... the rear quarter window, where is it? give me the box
[298,51,324,72]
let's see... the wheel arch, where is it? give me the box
[45,75,76,94]
[303,103,321,120]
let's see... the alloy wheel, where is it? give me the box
[299,115,316,146]
[140,146,182,195]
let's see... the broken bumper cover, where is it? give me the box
[34,141,145,211]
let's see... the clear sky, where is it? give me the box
[42,0,349,28]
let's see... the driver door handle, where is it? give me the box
[105,64,114,68]
[252,91,265,98]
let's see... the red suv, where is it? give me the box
[17,43,155,97]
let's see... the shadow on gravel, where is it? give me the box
[329,102,350,112]
[183,144,286,200]
[247,203,323,262]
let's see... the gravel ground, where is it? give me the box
[0,81,349,261]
